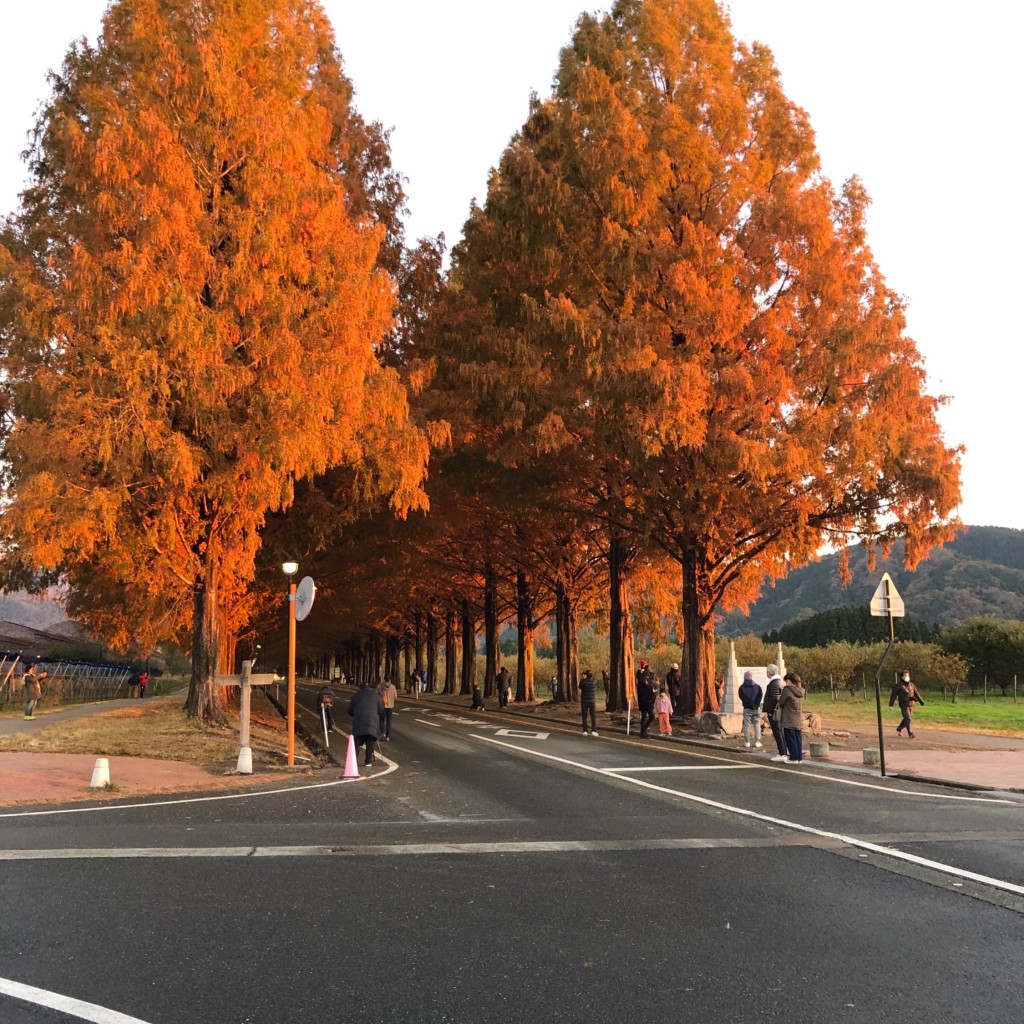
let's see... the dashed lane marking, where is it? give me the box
[494,729,550,740]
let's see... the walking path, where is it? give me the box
[1,686,1022,808]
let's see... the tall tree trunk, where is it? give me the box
[414,610,424,675]
[460,599,475,696]
[444,606,459,694]
[385,634,399,686]
[607,530,636,713]
[483,564,498,698]
[682,549,718,714]
[515,570,535,702]
[187,555,223,721]
[426,612,438,693]
[402,634,411,693]
[566,593,579,703]
[555,583,567,703]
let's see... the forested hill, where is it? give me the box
[717,526,1024,636]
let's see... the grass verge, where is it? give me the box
[804,691,1024,736]
[0,693,292,769]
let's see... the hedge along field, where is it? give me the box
[803,691,1024,736]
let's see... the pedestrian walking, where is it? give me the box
[471,684,485,709]
[137,670,148,698]
[316,684,335,732]
[377,676,397,740]
[764,664,787,761]
[496,666,512,709]
[776,671,806,763]
[579,669,599,735]
[346,681,382,767]
[550,676,558,701]
[889,670,924,738]
[636,661,656,738]
[654,687,673,736]
[665,663,682,714]
[22,662,46,721]
[738,670,763,749]
[128,671,140,699]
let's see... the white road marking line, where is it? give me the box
[415,718,442,727]
[0,976,153,1023]
[618,742,1012,804]
[473,734,1024,899]
[494,729,550,739]
[610,765,755,772]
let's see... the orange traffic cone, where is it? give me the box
[343,734,360,779]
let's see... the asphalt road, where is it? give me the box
[1,698,1022,1023]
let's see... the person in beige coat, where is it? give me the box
[776,671,806,763]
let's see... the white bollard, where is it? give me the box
[90,758,111,788]
[236,746,253,774]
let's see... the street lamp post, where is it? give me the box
[283,561,299,766]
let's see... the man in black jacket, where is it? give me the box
[635,661,657,738]
[763,664,786,761]
[347,681,382,767]
[579,669,599,736]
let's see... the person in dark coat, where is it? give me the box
[777,672,806,763]
[763,664,787,761]
[470,684,485,710]
[579,669,599,736]
[347,681,382,767]
[665,663,682,714]
[889,670,924,738]
[496,666,512,708]
[316,685,335,732]
[738,670,763,749]
[635,661,656,738]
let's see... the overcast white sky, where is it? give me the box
[2,1,1020,531]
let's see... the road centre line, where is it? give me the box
[0,976,153,1024]
[473,734,1024,900]
[416,718,442,727]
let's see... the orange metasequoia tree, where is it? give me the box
[0,0,428,720]
[439,0,962,712]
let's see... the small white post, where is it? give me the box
[321,705,330,748]
[236,660,253,775]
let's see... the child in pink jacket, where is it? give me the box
[654,687,673,736]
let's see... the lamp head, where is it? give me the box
[282,561,299,577]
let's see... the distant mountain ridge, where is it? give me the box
[717,525,1024,636]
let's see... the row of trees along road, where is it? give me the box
[0,0,962,721]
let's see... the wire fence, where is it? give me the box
[0,652,133,707]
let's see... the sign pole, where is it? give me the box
[869,573,905,778]
[287,578,297,766]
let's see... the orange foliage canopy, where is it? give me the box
[0,0,428,719]
[441,0,962,712]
